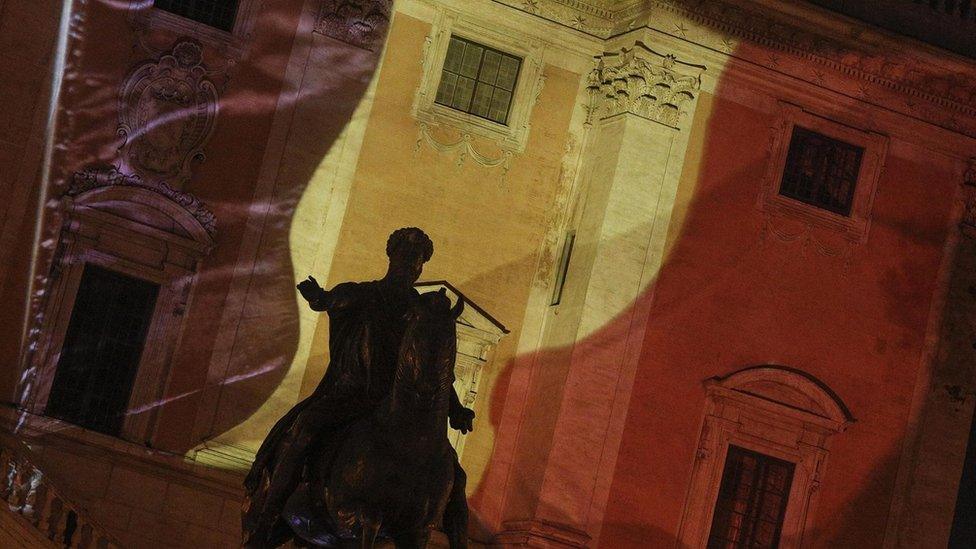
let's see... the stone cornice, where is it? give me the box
[493,0,976,138]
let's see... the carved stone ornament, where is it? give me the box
[69,165,217,237]
[315,0,394,51]
[117,39,219,189]
[960,159,976,235]
[585,41,705,128]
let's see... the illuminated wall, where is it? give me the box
[2,0,976,547]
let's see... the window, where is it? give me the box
[758,102,887,243]
[435,36,522,125]
[677,367,852,548]
[550,230,576,306]
[153,0,239,32]
[707,446,795,548]
[949,404,976,545]
[45,264,159,437]
[779,126,864,216]
[24,167,214,444]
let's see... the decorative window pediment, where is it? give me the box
[678,366,853,549]
[21,165,215,444]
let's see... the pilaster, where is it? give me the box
[496,37,706,546]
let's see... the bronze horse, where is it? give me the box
[283,289,469,548]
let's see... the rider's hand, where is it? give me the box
[297,275,323,303]
[449,406,475,434]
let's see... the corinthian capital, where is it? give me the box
[586,41,705,128]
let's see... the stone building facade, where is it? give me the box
[0,0,974,547]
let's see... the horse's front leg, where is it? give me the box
[443,459,468,549]
[392,529,430,549]
[360,522,380,549]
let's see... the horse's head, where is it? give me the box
[394,288,463,411]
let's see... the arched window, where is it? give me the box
[678,366,853,549]
[22,167,215,444]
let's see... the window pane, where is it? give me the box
[471,83,494,118]
[489,88,512,124]
[444,38,465,73]
[153,0,239,32]
[436,72,458,106]
[459,43,483,78]
[452,76,476,111]
[479,50,501,85]
[707,446,795,549]
[496,56,520,90]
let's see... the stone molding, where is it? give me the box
[314,0,394,51]
[585,41,704,128]
[117,39,219,190]
[757,101,888,245]
[412,7,547,154]
[677,366,852,548]
[70,165,217,238]
[496,0,976,137]
[494,519,591,548]
[126,0,262,64]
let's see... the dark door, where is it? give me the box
[46,264,159,437]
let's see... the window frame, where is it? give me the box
[434,35,523,126]
[758,101,888,243]
[412,10,546,153]
[24,183,213,445]
[707,445,796,548]
[151,0,241,33]
[677,367,852,549]
[127,0,260,57]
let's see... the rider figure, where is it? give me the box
[242,227,474,547]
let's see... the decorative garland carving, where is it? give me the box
[585,41,704,128]
[69,165,217,237]
[415,123,514,175]
[759,214,855,271]
[315,0,394,51]
[117,39,219,190]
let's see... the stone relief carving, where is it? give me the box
[585,42,704,128]
[315,0,394,51]
[961,159,976,234]
[499,0,976,137]
[415,123,514,176]
[965,158,976,187]
[69,165,217,237]
[117,39,219,190]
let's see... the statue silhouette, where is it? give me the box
[242,228,474,548]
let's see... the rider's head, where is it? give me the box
[385,227,433,285]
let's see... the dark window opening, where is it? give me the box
[707,445,796,549]
[550,230,576,306]
[779,126,864,216]
[950,403,976,547]
[434,36,522,125]
[153,0,240,32]
[46,264,159,437]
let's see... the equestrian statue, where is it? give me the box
[242,228,474,548]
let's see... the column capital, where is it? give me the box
[585,40,706,128]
